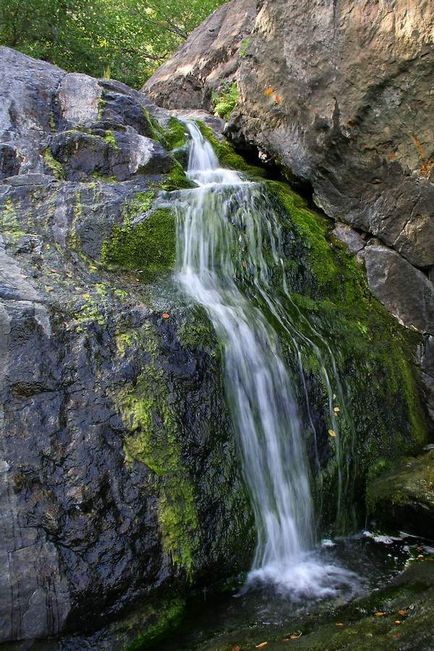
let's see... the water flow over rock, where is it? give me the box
[176,122,358,598]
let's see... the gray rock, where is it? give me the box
[363,245,434,334]
[144,0,256,110]
[58,73,102,127]
[332,223,366,254]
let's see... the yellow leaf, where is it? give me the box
[374,611,386,617]
[328,429,336,437]
[333,406,341,414]
[256,643,268,649]
[264,87,274,97]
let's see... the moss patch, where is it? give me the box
[43,148,64,179]
[126,598,186,651]
[0,198,24,235]
[104,129,119,149]
[212,81,239,121]
[366,449,434,533]
[101,207,176,281]
[115,323,200,576]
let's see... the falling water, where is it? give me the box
[176,122,357,598]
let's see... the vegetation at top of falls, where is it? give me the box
[0,0,226,88]
[212,81,240,121]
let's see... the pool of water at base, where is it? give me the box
[154,531,434,651]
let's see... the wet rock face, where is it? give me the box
[0,47,253,644]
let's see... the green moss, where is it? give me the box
[97,97,106,120]
[43,148,64,180]
[162,161,194,191]
[366,450,434,514]
[163,117,188,151]
[143,109,167,144]
[73,293,106,332]
[115,323,200,576]
[177,307,217,351]
[212,81,240,121]
[238,37,251,57]
[126,598,185,651]
[104,129,119,149]
[101,207,176,281]
[250,178,429,532]
[91,171,117,183]
[0,198,23,235]
[125,190,156,216]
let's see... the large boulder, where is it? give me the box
[143,0,256,110]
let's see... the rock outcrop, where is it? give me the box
[144,0,256,111]
[0,47,253,645]
[144,0,434,427]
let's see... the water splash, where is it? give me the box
[176,121,358,598]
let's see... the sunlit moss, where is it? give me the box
[43,148,64,180]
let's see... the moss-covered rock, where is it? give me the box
[101,206,176,281]
[367,450,434,537]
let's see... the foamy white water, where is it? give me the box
[176,121,358,598]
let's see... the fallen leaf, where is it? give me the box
[335,622,344,627]
[283,631,302,641]
[374,611,386,617]
[162,313,170,319]
[398,609,408,617]
[255,643,268,649]
[274,94,282,104]
[394,620,401,625]
[264,87,274,97]
[333,406,341,414]
[328,429,337,437]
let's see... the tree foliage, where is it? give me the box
[0,0,225,88]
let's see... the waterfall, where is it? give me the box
[176,122,357,598]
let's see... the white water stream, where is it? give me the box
[176,122,357,598]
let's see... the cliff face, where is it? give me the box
[145,0,434,422]
[0,46,254,645]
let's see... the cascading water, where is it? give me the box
[176,122,357,598]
